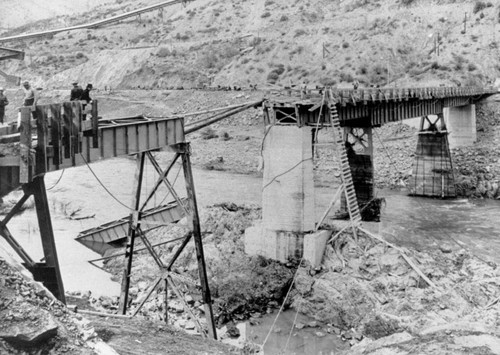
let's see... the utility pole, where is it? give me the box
[463,12,467,34]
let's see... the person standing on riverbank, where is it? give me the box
[0,88,9,124]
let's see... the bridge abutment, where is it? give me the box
[443,104,476,148]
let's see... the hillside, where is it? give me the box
[1,0,500,90]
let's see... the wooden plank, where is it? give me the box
[62,103,73,160]
[91,100,99,148]
[71,102,82,157]
[181,146,217,339]
[35,105,48,176]
[19,107,32,183]
[30,176,66,303]
[50,104,61,168]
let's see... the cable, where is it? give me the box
[46,169,65,191]
[283,308,300,354]
[262,158,313,191]
[261,257,304,352]
[79,153,134,211]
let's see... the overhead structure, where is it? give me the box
[0,46,24,85]
[0,0,194,44]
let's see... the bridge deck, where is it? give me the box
[265,86,498,127]
[0,101,185,197]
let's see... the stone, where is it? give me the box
[295,323,305,330]
[0,310,58,346]
[226,323,240,338]
[308,321,318,328]
[185,321,196,330]
[315,331,326,338]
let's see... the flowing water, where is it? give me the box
[1,157,499,354]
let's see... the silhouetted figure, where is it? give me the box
[70,82,83,101]
[0,87,8,124]
[81,84,93,103]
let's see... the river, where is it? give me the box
[0,156,499,354]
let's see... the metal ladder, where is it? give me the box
[327,93,362,226]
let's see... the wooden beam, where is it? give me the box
[29,176,66,303]
[19,107,32,183]
[181,144,217,340]
[118,152,146,315]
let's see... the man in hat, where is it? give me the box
[0,87,9,124]
[70,82,83,101]
[81,83,93,103]
[22,81,35,106]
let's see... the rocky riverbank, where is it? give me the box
[291,228,500,354]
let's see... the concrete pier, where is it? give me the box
[245,125,314,262]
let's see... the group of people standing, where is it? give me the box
[70,82,93,103]
[0,81,94,125]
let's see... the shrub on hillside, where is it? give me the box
[400,0,415,6]
[157,47,174,57]
[294,29,307,37]
[473,1,492,14]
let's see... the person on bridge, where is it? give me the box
[81,83,93,103]
[0,87,9,124]
[70,82,83,101]
[22,81,35,106]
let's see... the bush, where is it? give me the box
[200,127,218,140]
[400,0,415,6]
[75,52,86,59]
[294,29,307,37]
[473,1,492,14]
[261,12,271,18]
[468,63,478,71]
[157,47,173,57]
[342,42,350,49]
[280,15,288,21]
[267,69,281,83]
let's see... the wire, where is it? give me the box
[79,153,134,211]
[46,169,65,191]
[261,257,304,352]
[283,308,300,354]
[262,158,313,191]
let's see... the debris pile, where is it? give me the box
[290,229,500,353]
[0,257,109,355]
[100,204,294,332]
